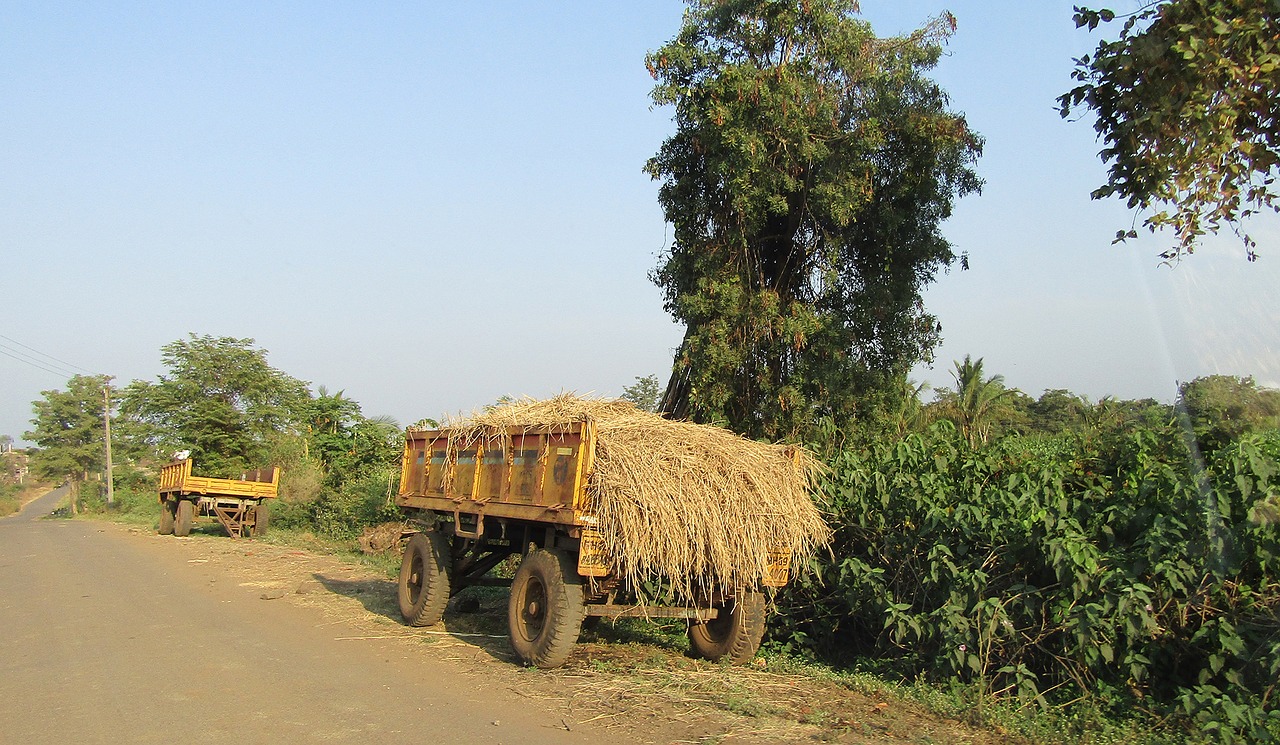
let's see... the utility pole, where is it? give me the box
[103,383,114,506]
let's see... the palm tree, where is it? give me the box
[889,378,933,437]
[949,355,1014,448]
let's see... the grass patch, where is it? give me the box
[757,655,1185,745]
[0,481,58,517]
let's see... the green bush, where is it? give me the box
[307,466,400,539]
[77,483,160,520]
[0,482,21,517]
[772,421,1280,742]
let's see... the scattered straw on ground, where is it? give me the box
[442,394,831,603]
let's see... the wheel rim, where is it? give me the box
[407,552,424,605]
[518,576,548,642]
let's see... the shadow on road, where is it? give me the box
[312,573,400,622]
[310,572,516,664]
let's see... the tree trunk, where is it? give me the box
[659,334,694,421]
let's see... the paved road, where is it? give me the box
[0,488,600,744]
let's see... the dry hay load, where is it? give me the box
[444,394,832,603]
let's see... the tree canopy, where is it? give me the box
[1178,373,1280,451]
[1061,1,1280,262]
[647,0,982,439]
[25,374,112,482]
[300,387,401,487]
[621,374,663,413]
[122,335,309,476]
[939,355,1015,448]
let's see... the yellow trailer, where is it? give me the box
[396,421,787,669]
[158,458,278,538]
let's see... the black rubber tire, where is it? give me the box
[158,499,175,535]
[252,501,270,537]
[174,499,194,537]
[398,532,451,626]
[507,548,585,669]
[687,590,766,663]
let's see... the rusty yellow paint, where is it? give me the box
[158,459,278,500]
[397,424,599,528]
[762,548,792,588]
[576,527,609,577]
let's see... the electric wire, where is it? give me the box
[0,333,95,374]
[0,345,73,377]
[0,334,98,380]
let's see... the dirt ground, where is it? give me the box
[131,521,1019,745]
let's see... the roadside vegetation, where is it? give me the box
[10,1,1279,741]
[24,338,1278,743]
[0,447,44,517]
[0,482,22,517]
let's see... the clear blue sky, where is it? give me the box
[3,1,1277,443]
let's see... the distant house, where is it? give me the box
[2,449,29,484]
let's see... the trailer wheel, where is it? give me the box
[399,532,451,626]
[174,499,194,537]
[687,590,766,664]
[252,501,270,537]
[508,548,585,669]
[158,499,175,535]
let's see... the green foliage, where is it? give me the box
[1061,1,1280,262]
[25,374,112,482]
[647,0,982,439]
[0,481,21,517]
[122,335,309,476]
[931,355,1017,447]
[1179,374,1280,454]
[76,484,159,521]
[1027,389,1092,435]
[299,388,401,487]
[773,419,1280,741]
[621,374,663,413]
[307,466,400,539]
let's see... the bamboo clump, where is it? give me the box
[442,394,831,602]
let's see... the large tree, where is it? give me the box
[647,0,982,439]
[122,335,309,476]
[25,374,112,482]
[1061,1,1280,262]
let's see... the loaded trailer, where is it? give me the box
[394,400,827,669]
[158,458,278,538]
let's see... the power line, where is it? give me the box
[0,344,79,378]
[0,333,96,375]
[0,340,82,378]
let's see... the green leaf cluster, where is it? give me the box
[1061,1,1280,262]
[299,388,402,488]
[1179,374,1280,453]
[774,415,1280,741]
[24,374,113,482]
[121,334,310,477]
[647,0,982,439]
[621,374,663,413]
[109,335,404,537]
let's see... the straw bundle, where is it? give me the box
[444,394,831,603]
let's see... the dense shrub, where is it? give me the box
[78,483,160,519]
[772,421,1280,742]
[0,481,21,517]
[307,466,400,539]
